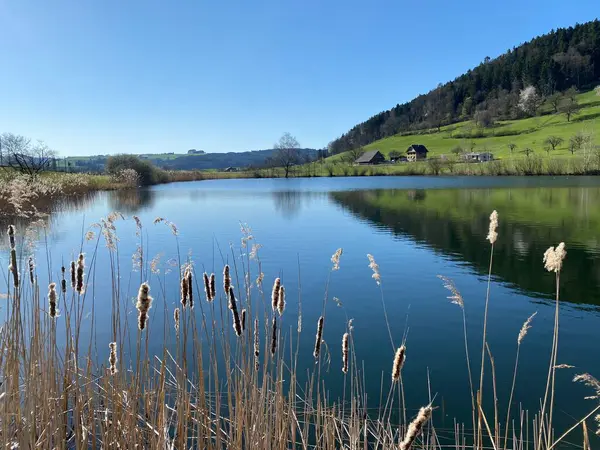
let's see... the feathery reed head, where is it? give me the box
[437,275,464,308]
[174,307,180,334]
[223,265,231,296]
[313,316,324,359]
[203,272,213,302]
[518,312,537,344]
[543,242,567,273]
[400,405,433,450]
[76,253,85,294]
[186,268,194,309]
[254,318,260,371]
[108,342,118,375]
[573,373,600,400]
[367,254,381,285]
[48,282,58,318]
[228,287,242,337]
[271,277,281,312]
[136,282,153,330]
[271,316,277,356]
[28,257,35,285]
[487,210,499,244]
[392,345,406,382]
[70,261,76,289]
[331,248,343,271]
[342,333,349,374]
[180,269,189,307]
[241,309,247,332]
[210,273,216,299]
[277,285,285,316]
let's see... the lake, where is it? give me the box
[2,175,600,441]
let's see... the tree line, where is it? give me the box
[328,20,600,155]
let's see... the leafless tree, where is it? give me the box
[1,133,57,176]
[559,95,581,122]
[544,136,564,154]
[273,132,301,178]
[507,143,517,155]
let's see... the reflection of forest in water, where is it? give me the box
[332,188,600,306]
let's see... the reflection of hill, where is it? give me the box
[331,188,600,306]
[108,188,156,213]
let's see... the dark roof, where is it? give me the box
[355,150,384,163]
[406,144,429,154]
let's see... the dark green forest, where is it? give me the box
[328,20,600,155]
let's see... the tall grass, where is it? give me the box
[1,213,598,449]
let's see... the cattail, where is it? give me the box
[70,261,76,289]
[518,312,537,345]
[223,265,231,296]
[48,282,57,318]
[392,345,406,382]
[277,285,285,316]
[76,253,85,294]
[254,318,260,371]
[108,342,118,375]
[28,257,35,285]
[313,316,324,359]
[7,225,18,288]
[487,210,498,245]
[61,266,67,294]
[400,406,433,450]
[210,273,216,299]
[543,242,567,273]
[180,270,189,308]
[136,282,153,330]
[271,278,281,312]
[203,272,213,302]
[187,269,194,309]
[342,333,349,374]
[228,287,242,337]
[270,317,277,356]
[241,309,247,332]
[174,308,180,334]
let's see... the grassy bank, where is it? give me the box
[1,215,599,448]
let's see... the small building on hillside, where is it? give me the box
[355,150,386,165]
[224,166,238,172]
[464,152,494,162]
[406,144,429,162]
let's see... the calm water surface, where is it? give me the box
[3,176,600,436]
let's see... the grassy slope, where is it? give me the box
[334,90,600,161]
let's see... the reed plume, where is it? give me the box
[48,282,57,318]
[342,333,349,374]
[187,269,194,309]
[313,316,324,359]
[518,312,537,344]
[60,266,67,294]
[8,225,19,288]
[76,253,85,294]
[203,272,213,302]
[28,257,35,285]
[487,210,498,244]
[543,242,567,273]
[136,282,153,330]
[437,275,464,308]
[271,317,277,356]
[174,307,180,334]
[400,405,432,450]
[70,261,76,289]
[228,287,242,337]
[277,285,285,316]
[392,345,406,382]
[180,269,189,308]
[254,318,260,371]
[331,248,343,271]
[108,342,118,375]
[223,265,231,296]
[241,309,246,332]
[271,278,281,312]
[210,273,216,299]
[367,254,381,285]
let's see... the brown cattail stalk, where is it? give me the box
[48,282,57,318]
[313,316,324,359]
[400,406,433,450]
[108,342,118,375]
[203,272,213,302]
[392,345,406,382]
[180,270,189,308]
[136,282,153,330]
[61,266,67,294]
[76,253,85,294]
[7,224,15,249]
[28,257,35,285]
[254,318,260,371]
[174,308,180,334]
[70,261,76,289]
[271,278,281,312]
[277,286,286,316]
[228,287,242,337]
[342,333,349,374]
[210,273,216,299]
[187,269,194,309]
[241,309,247,332]
[8,225,19,288]
[271,317,277,356]
[223,265,231,296]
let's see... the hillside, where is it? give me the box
[329,20,600,155]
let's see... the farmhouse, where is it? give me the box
[406,144,429,162]
[464,152,494,162]
[355,150,385,165]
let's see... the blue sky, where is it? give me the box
[1,1,598,156]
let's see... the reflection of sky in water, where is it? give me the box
[2,176,600,438]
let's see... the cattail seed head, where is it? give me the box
[7,226,18,288]
[223,265,231,296]
[70,261,76,289]
[400,406,433,450]
[186,269,194,309]
[48,282,58,318]
[210,273,216,299]
[136,282,153,330]
[270,316,277,356]
[28,257,35,285]
[313,316,324,359]
[76,253,85,294]
[277,285,285,316]
[228,287,242,337]
[543,242,567,273]
[180,270,189,308]
[203,272,213,302]
[61,266,67,294]
[342,333,349,374]
[254,318,260,370]
[392,345,406,382]
[7,225,15,250]
[241,309,247,332]
[487,210,499,245]
[109,342,118,375]
[271,278,281,312]
[174,307,180,334]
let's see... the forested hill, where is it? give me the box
[328,20,600,155]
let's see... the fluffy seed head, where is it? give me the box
[400,406,433,450]
[342,333,349,374]
[271,278,281,312]
[313,316,324,359]
[48,282,58,318]
[543,242,567,273]
[277,285,286,316]
[109,342,118,375]
[136,282,153,330]
[331,248,343,271]
[392,345,406,382]
[437,275,464,309]
[367,254,381,285]
[573,373,600,400]
[518,312,537,344]
[487,210,499,244]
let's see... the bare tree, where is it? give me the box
[273,132,301,178]
[547,93,563,113]
[522,147,534,157]
[544,136,564,155]
[569,131,589,155]
[0,133,57,176]
[559,95,581,122]
[507,143,517,155]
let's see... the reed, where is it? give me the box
[76,253,85,293]
[342,332,349,374]
[203,272,212,302]
[313,316,324,359]
[228,286,242,337]
[277,285,285,316]
[48,282,57,318]
[136,281,153,330]
[271,277,281,312]
[108,342,118,375]
[392,345,406,382]
[223,264,230,296]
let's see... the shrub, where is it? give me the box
[106,155,164,186]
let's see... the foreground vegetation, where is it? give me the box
[1,213,599,448]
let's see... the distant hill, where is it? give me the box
[67,148,320,172]
[329,19,600,155]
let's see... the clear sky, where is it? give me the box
[1,1,598,156]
